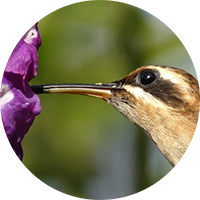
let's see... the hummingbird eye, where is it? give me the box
[139,70,157,85]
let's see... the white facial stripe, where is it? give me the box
[123,85,154,101]
[161,71,178,84]
[0,85,14,109]
[123,84,166,107]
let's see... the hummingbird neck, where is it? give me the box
[108,93,197,167]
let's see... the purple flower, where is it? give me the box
[1,23,42,160]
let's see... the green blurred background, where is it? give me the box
[23,1,196,199]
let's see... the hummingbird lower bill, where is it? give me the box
[31,65,200,167]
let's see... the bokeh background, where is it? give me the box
[21,1,196,199]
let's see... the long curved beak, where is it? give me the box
[31,82,120,100]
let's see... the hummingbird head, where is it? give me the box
[104,66,199,166]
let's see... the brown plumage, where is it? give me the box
[32,65,200,166]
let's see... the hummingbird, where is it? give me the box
[31,65,200,167]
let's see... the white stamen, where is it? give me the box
[24,27,38,44]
